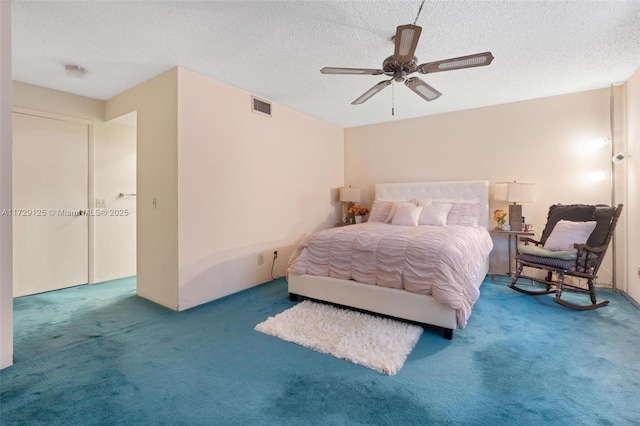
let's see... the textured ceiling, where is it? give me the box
[11,1,640,128]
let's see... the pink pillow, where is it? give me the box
[443,202,482,227]
[368,199,393,223]
[391,205,423,226]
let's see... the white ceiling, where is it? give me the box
[11,1,640,128]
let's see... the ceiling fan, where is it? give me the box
[320,24,494,105]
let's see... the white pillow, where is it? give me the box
[391,204,423,226]
[368,199,393,223]
[385,201,416,223]
[417,200,452,226]
[544,220,597,252]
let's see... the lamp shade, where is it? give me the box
[494,182,536,203]
[339,187,361,203]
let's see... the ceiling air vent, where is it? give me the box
[252,96,272,117]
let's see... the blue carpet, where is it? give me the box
[1,277,640,425]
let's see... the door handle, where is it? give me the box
[78,210,86,216]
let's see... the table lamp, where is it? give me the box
[339,186,361,224]
[494,182,536,231]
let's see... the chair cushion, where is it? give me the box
[516,254,578,271]
[518,245,577,260]
[587,205,615,247]
[517,251,599,273]
[540,204,596,245]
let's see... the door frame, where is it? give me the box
[12,106,97,285]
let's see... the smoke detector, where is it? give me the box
[65,64,88,78]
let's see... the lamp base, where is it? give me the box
[344,202,355,224]
[509,204,523,232]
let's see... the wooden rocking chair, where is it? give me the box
[509,203,623,310]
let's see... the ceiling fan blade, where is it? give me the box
[321,67,384,75]
[418,52,494,74]
[393,24,422,64]
[404,77,442,102]
[351,80,392,105]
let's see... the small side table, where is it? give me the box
[490,229,535,279]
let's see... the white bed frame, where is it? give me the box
[288,180,490,339]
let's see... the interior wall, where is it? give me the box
[12,82,136,286]
[105,68,179,310]
[12,81,104,121]
[176,67,344,310]
[624,68,640,302]
[345,87,623,285]
[93,114,137,283]
[0,0,13,369]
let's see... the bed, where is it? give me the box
[287,180,492,339]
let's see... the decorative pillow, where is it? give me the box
[543,220,597,252]
[385,201,416,223]
[368,199,393,222]
[541,204,596,245]
[417,200,452,226]
[391,204,423,226]
[441,202,482,227]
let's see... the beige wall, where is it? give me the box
[345,87,624,285]
[0,0,13,369]
[13,81,103,121]
[624,68,640,301]
[176,68,343,309]
[105,67,343,310]
[106,68,179,309]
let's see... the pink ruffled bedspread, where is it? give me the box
[287,223,493,328]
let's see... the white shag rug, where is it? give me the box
[255,300,423,375]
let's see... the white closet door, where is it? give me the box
[12,112,89,297]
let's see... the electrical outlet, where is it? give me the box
[95,198,106,208]
[273,250,278,259]
[258,253,264,265]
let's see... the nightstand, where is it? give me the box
[490,229,535,280]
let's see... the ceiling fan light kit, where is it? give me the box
[321,22,494,106]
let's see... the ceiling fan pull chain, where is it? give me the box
[392,82,395,116]
[413,0,425,25]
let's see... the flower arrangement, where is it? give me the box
[493,209,507,228]
[348,205,370,216]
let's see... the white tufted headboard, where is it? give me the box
[375,180,490,229]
